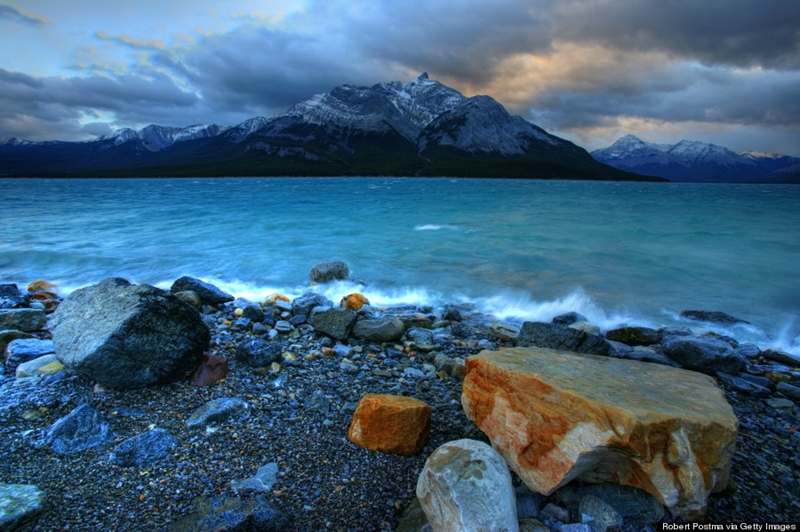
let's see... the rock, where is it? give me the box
[15,354,58,378]
[37,359,65,376]
[407,327,435,345]
[610,345,681,368]
[352,318,405,342]
[761,349,800,366]
[461,347,738,520]
[0,284,25,309]
[340,293,369,310]
[166,494,288,532]
[569,321,601,336]
[442,307,463,322]
[110,428,179,468]
[579,495,622,532]
[491,323,520,343]
[234,298,264,321]
[679,310,750,325]
[736,342,761,358]
[0,309,46,333]
[605,326,661,346]
[309,260,350,283]
[416,439,518,532]
[552,312,587,325]
[291,292,333,317]
[717,372,772,396]
[0,330,35,357]
[188,353,229,387]
[308,308,357,341]
[776,381,800,401]
[50,278,210,390]
[27,280,56,292]
[348,393,431,456]
[235,338,286,367]
[5,339,55,373]
[39,404,114,454]
[516,321,611,356]
[540,502,569,523]
[231,462,279,494]
[394,498,430,532]
[554,483,665,525]
[173,290,202,310]
[518,519,550,532]
[765,397,795,410]
[170,276,234,306]
[0,483,47,531]
[187,398,250,430]
[515,485,544,519]
[661,336,744,375]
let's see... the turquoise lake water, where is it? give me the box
[1,177,798,354]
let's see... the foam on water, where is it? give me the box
[2,177,798,356]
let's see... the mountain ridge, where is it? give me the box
[592,134,800,183]
[0,74,656,180]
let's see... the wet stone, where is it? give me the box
[0,483,47,531]
[110,428,179,468]
[187,398,250,430]
[38,403,114,454]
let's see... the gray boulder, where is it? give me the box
[39,404,114,454]
[110,428,179,468]
[661,336,744,375]
[0,309,46,333]
[517,321,611,356]
[352,318,405,342]
[552,312,587,325]
[605,326,661,346]
[50,278,210,390]
[308,308,357,340]
[416,438,518,532]
[234,298,264,321]
[0,483,47,531]
[309,261,350,283]
[291,292,333,317]
[170,276,234,306]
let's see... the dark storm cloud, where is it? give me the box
[0,68,198,140]
[0,4,50,26]
[549,0,800,70]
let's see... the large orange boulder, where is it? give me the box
[348,393,431,456]
[461,347,738,521]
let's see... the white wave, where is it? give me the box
[414,224,444,231]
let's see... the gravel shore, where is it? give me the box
[1,296,799,531]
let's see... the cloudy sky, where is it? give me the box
[1,0,798,154]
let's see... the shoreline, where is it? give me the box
[1,276,799,530]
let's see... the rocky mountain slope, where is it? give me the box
[0,74,654,180]
[592,134,799,183]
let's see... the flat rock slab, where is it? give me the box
[461,347,738,520]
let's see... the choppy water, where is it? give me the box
[1,177,798,354]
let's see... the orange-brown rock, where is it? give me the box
[27,280,57,292]
[348,393,431,456]
[340,293,369,310]
[461,347,738,521]
[188,353,229,387]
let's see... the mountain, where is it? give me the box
[592,134,800,183]
[0,73,656,180]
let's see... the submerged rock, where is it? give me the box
[51,278,210,390]
[461,347,738,520]
[309,260,350,283]
[679,310,750,326]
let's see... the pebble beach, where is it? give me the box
[1,274,799,531]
